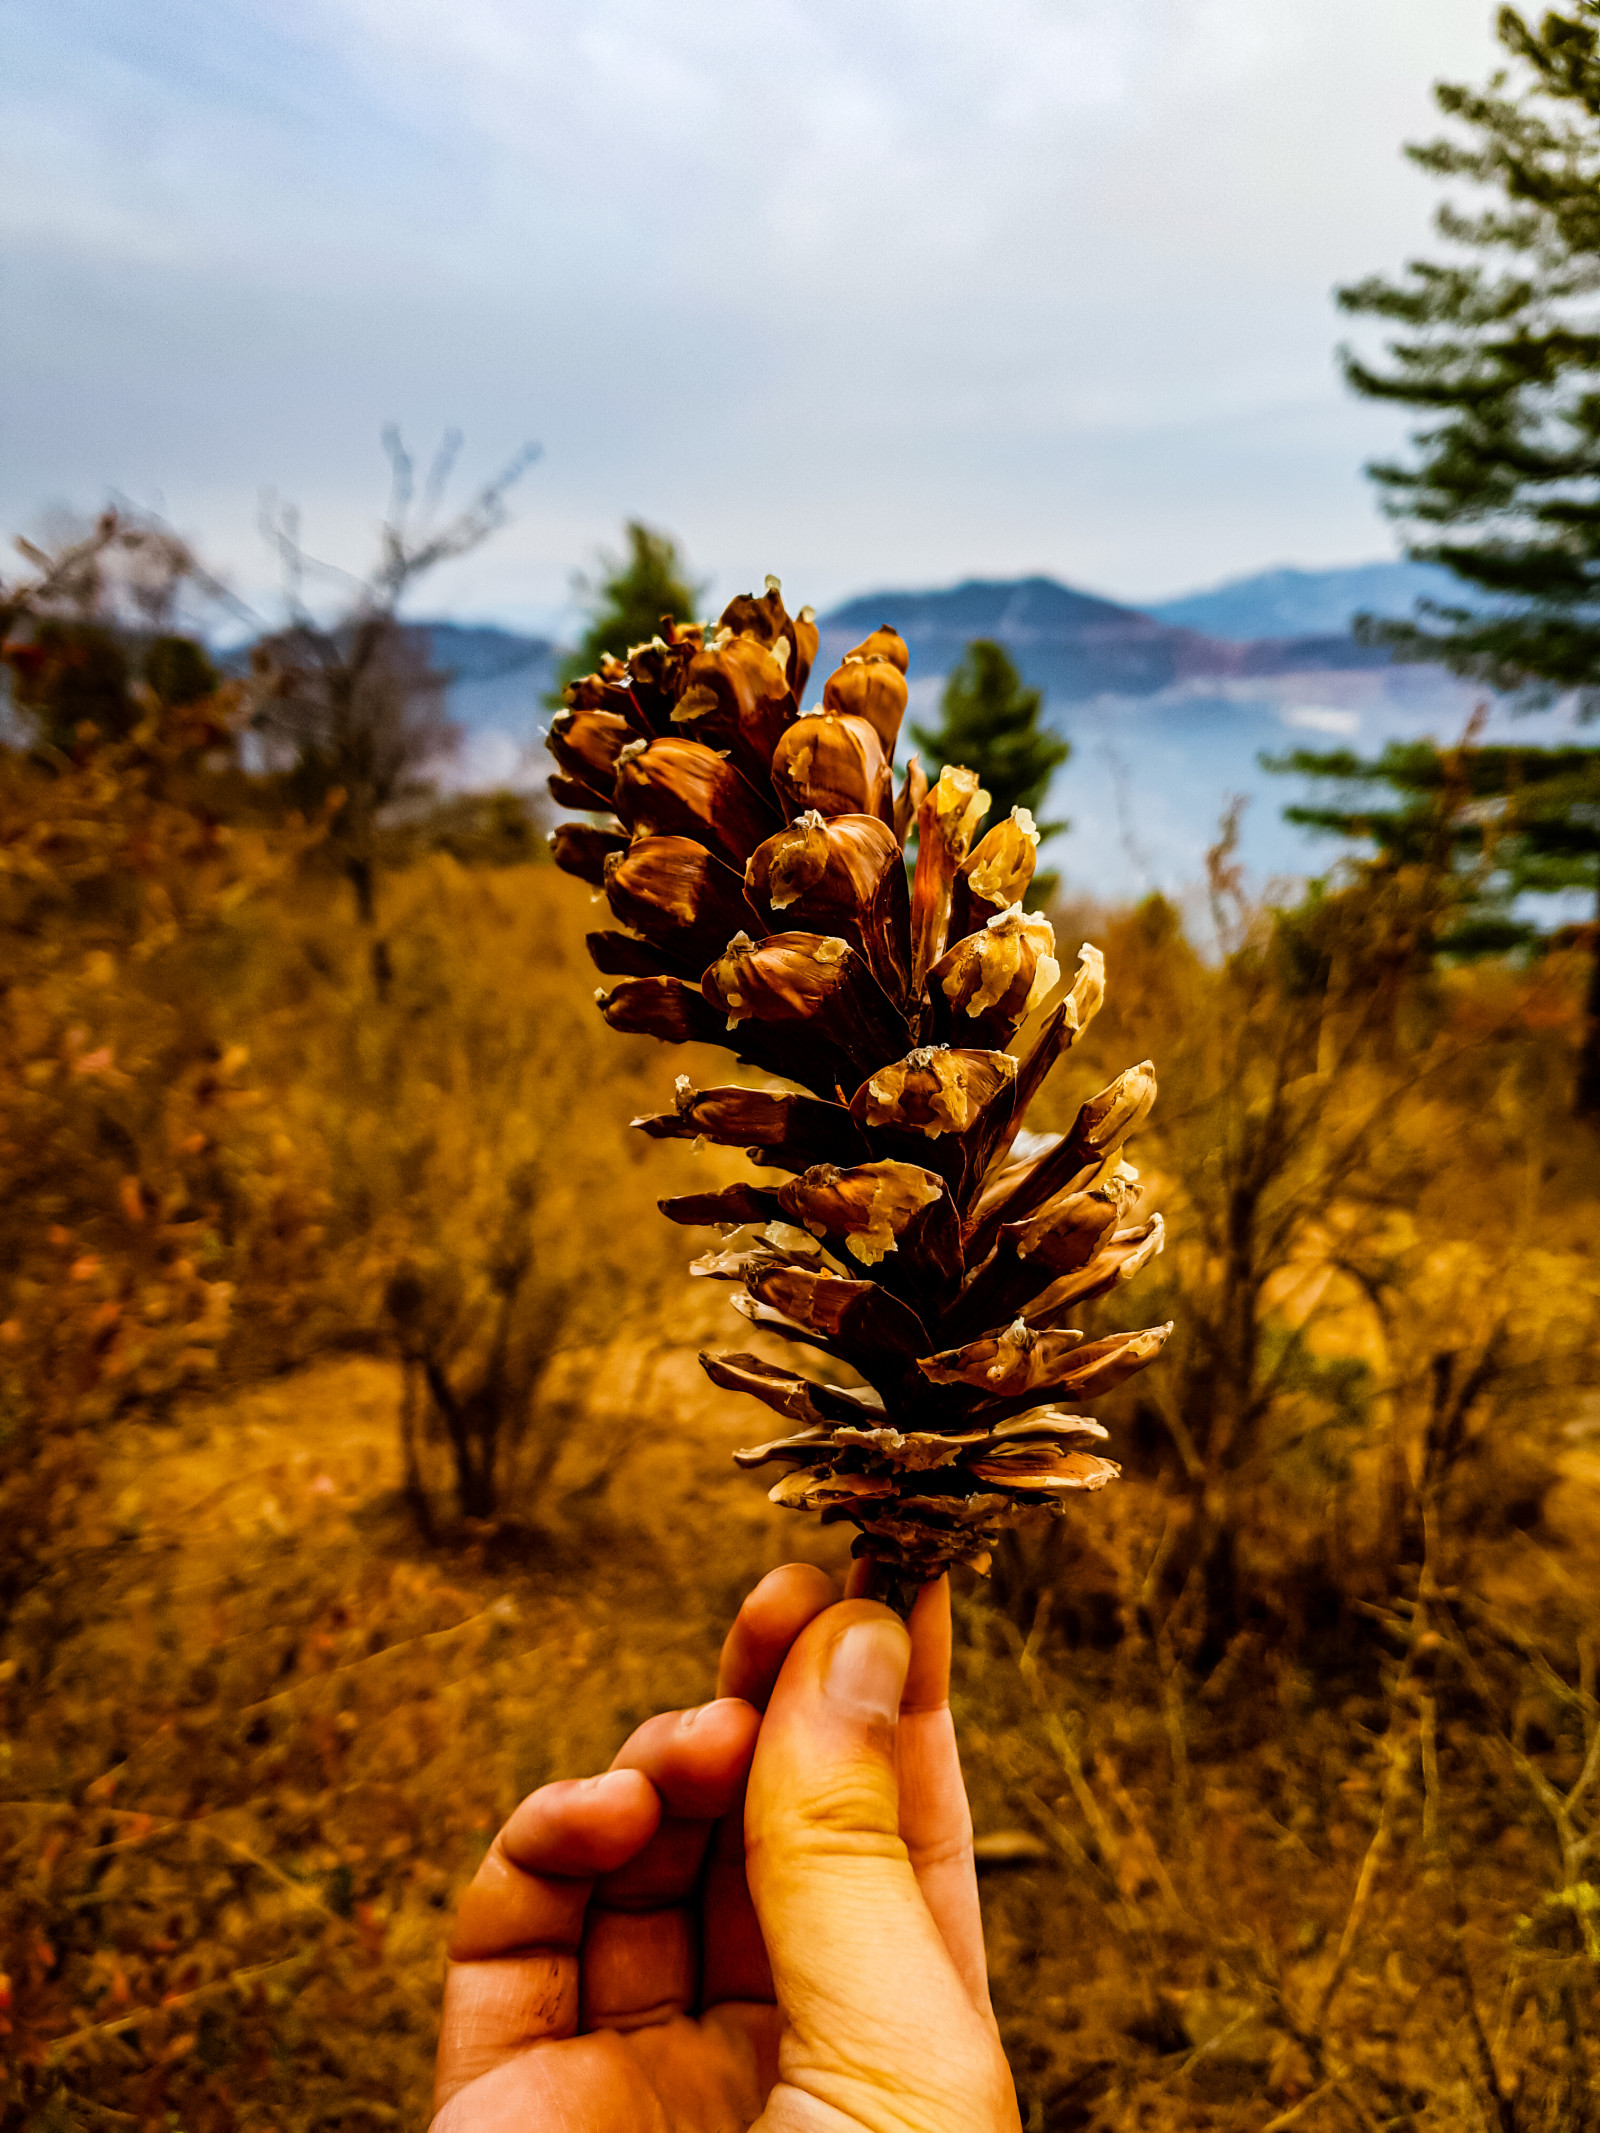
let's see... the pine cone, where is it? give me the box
[549,578,1169,1614]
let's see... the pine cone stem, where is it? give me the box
[854,1551,927,1621]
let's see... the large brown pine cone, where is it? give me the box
[548,578,1168,1613]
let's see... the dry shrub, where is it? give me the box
[252,856,709,1529]
[1003,886,1600,1665]
[0,709,329,1626]
[968,883,1600,2128]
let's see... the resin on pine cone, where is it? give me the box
[548,577,1169,1613]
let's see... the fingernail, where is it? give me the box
[679,1701,710,1731]
[585,1769,636,1796]
[822,1617,908,1723]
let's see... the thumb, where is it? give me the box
[745,1600,1014,2132]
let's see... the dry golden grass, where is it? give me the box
[5,1341,1598,2130]
[0,1350,854,2129]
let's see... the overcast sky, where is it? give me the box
[2,0,1505,630]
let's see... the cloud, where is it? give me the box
[1,0,1506,616]
[1282,706,1362,737]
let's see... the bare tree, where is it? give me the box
[249,429,540,925]
[3,506,242,639]
[1,507,252,754]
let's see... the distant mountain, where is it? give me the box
[411,573,1517,903]
[815,571,1490,903]
[819,577,1199,702]
[426,622,558,708]
[423,580,1405,737]
[1143,560,1468,642]
[422,622,561,790]
[816,574,1388,707]
[826,576,1146,643]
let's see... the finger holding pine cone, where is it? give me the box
[547,575,1170,1617]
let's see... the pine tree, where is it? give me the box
[551,522,704,704]
[1338,4,1600,702]
[1271,732,1600,1097]
[1329,8,1600,1102]
[1269,734,1528,953]
[911,638,1069,834]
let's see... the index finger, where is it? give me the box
[717,1563,839,1709]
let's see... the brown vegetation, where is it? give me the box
[3,672,1600,2130]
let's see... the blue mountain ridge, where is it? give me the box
[810,572,1480,904]
[424,621,561,788]
[420,562,1526,907]
[1144,559,1468,642]
[815,575,1392,707]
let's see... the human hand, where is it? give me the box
[431,1564,1020,2132]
